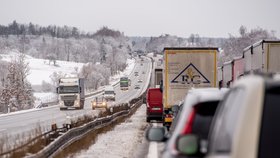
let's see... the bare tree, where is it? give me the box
[222,26,277,63]
[0,54,34,112]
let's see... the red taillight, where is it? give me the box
[166,114,172,118]
[181,108,196,134]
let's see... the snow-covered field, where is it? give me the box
[71,104,148,158]
[0,51,84,85]
[0,51,135,104]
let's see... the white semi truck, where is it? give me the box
[57,78,85,110]
[162,47,218,128]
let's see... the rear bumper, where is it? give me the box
[147,112,163,120]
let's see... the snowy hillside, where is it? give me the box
[0,51,84,85]
[0,51,135,105]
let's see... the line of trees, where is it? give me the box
[0,21,132,113]
[0,20,89,39]
[131,26,277,66]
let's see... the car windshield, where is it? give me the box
[58,86,79,94]
[105,91,114,94]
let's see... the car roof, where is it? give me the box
[185,88,228,105]
[105,85,114,89]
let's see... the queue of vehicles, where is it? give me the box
[146,40,280,158]
[219,40,280,87]
[146,88,228,158]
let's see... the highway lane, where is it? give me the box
[0,57,152,147]
[115,57,151,104]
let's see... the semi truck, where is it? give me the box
[162,47,218,128]
[120,76,129,90]
[154,68,163,88]
[243,40,280,74]
[57,78,85,110]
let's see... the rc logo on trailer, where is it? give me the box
[171,63,210,84]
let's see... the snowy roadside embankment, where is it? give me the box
[71,104,148,158]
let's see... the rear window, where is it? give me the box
[192,101,220,139]
[258,84,280,158]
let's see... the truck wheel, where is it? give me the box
[60,107,66,110]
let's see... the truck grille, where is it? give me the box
[64,101,74,107]
[61,95,77,101]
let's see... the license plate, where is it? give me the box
[152,107,161,110]
[165,117,172,122]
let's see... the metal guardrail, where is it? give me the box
[0,57,148,157]
[0,98,143,157]
[27,98,143,158]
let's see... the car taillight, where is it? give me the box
[181,108,196,134]
[166,114,172,118]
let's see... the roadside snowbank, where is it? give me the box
[72,104,147,158]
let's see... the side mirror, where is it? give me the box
[56,87,59,93]
[80,87,82,93]
[176,134,200,155]
[146,127,168,142]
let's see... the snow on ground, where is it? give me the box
[33,92,58,107]
[0,51,135,103]
[71,104,148,158]
[0,51,84,85]
[109,57,135,85]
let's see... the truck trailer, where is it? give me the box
[57,78,85,110]
[162,47,218,128]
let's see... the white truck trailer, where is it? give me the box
[163,47,218,128]
[243,40,280,74]
[57,78,85,110]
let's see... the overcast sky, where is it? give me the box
[0,0,279,38]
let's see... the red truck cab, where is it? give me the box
[146,88,163,122]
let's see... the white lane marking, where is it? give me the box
[147,123,158,158]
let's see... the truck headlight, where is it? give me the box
[93,102,97,106]
[102,102,106,106]
[74,100,79,106]
[59,101,64,106]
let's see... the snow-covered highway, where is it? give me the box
[0,57,152,151]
